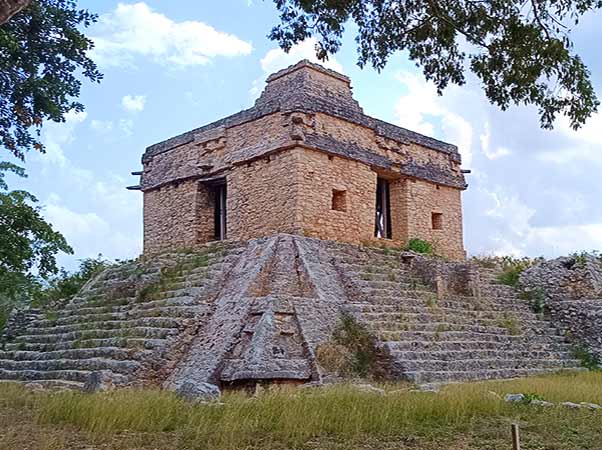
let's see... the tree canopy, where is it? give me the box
[0,162,72,300]
[270,0,601,129]
[0,0,101,160]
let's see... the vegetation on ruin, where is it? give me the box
[1,372,602,449]
[404,238,433,255]
[571,345,602,370]
[518,286,547,314]
[570,250,602,267]
[317,312,384,378]
[469,255,543,287]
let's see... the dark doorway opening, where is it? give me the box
[375,178,392,239]
[212,181,227,241]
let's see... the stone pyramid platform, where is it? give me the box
[0,235,583,393]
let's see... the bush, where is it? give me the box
[572,345,601,370]
[32,255,111,307]
[0,256,111,332]
[317,313,384,378]
[519,287,547,314]
[404,238,433,255]
[495,256,543,287]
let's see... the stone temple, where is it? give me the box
[133,60,467,260]
[1,61,600,395]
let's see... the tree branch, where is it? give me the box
[0,0,31,25]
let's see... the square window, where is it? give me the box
[431,212,443,230]
[332,189,347,212]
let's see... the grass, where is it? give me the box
[1,372,602,449]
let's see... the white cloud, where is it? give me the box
[90,119,114,134]
[36,111,88,167]
[260,38,343,75]
[29,110,142,269]
[43,195,141,264]
[479,122,511,160]
[119,119,134,136]
[121,94,146,113]
[535,113,602,165]
[394,71,473,167]
[250,38,344,98]
[91,2,252,68]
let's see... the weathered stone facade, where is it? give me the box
[135,60,467,259]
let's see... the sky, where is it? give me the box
[5,1,602,270]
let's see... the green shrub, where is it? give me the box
[495,256,543,287]
[572,345,601,370]
[570,250,602,267]
[328,312,384,378]
[404,238,433,255]
[519,287,547,314]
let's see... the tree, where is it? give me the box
[0,0,101,160]
[0,162,72,305]
[0,0,30,25]
[270,0,601,130]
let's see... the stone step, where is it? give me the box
[0,347,148,362]
[383,339,574,353]
[0,368,96,383]
[402,367,583,384]
[392,357,582,373]
[355,280,422,290]
[347,303,539,321]
[31,305,206,328]
[0,357,141,374]
[366,320,558,336]
[13,327,178,344]
[334,262,411,273]
[377,330,568,343]
[24,317,183,336]
[3,338,167,353]
[355,296,532,313]
[359,311,551,328]
[0,379,86,390]
[390,349,578,361]
[57,297,202,318]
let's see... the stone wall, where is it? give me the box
[520,256,602,363]
[143,181,199,254]
[227,149,303,241]
[297,148,376,243]
[139,60,467,259]
[520,256,602,300]
[547,300,602,361]
[406,180,465,260]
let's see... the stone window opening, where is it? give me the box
[331,189,347,212]
[432,212,443,230]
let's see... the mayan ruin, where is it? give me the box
[1,61,601,403]
[134,60,467,260]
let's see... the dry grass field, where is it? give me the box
[1,372,601,450]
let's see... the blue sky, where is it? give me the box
[6,1,602,270]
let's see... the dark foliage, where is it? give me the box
[0,0,101,160]
[270,0,600,129]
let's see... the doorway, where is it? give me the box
[375,177,392,239]
[213,182,227,241]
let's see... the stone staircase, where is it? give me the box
[0,242,245,389]
[0,235,588,391]
[331,246,583,384]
